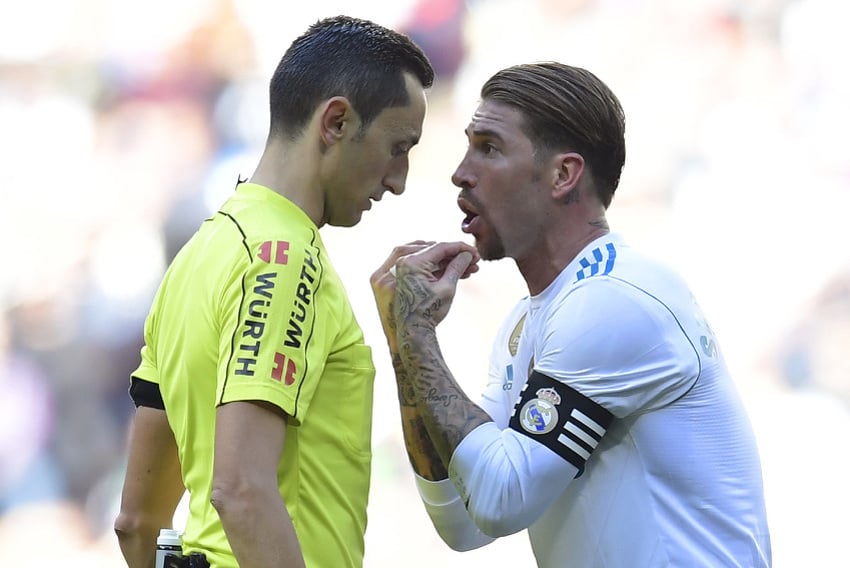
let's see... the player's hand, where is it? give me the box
[393,241,480,329]
[370,241,435,350]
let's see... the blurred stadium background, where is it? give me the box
[1,0,848,565]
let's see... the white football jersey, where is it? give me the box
[429,233,772,567]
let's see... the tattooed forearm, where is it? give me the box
[392,352,449,479]
[387,300,397,332]
[402,411,449,480]
[390,259,490,469]
[392,353,417,407]
[398,326,491,466]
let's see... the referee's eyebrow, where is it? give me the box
[400,128,421,147]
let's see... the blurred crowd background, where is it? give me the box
[1,0,848,566]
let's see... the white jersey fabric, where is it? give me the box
[417,233,772,567]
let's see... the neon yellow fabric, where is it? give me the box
[133,183,375,567]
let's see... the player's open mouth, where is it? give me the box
[458,197,480,234]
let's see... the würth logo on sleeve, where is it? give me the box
[282,248,318,350]
[271,247,320,386]
[234,272,277,376]
[258,240,290,264]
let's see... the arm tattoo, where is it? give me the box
[392,269,491,469]
[392,352,448,479]
[398,326,491,466]
[387,300,397,333]
[393,353,417,407]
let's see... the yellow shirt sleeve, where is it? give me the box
[218,236,334,425]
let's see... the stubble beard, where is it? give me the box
[476,233,506,262]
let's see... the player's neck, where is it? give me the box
[517,222,609,296]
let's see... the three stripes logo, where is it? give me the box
[558,408,607,464]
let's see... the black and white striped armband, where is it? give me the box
[508,371,614,473]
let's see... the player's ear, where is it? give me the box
[552,152,584,203]
[319,97,354,147]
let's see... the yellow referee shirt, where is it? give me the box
[133,183,375,567]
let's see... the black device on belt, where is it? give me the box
[164,552,210,568]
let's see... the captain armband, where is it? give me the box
[508,371,614,474]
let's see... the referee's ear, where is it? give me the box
[318,96,354,148]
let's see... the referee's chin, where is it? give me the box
[327,209,364,228]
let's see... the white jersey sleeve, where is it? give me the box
[535,276,701,418]
[415,475,495,551]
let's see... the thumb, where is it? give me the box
[443,251,474,283]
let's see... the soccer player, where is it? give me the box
[371,62,772,567]
[114,15,434,568]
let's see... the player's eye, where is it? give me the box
[479,141,498,155]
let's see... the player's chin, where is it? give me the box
[475,236,505,262]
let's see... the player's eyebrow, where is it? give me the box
[465,126,503,140]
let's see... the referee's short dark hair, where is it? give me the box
[268,15,434,140]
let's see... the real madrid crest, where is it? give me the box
[519,387,561,435]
